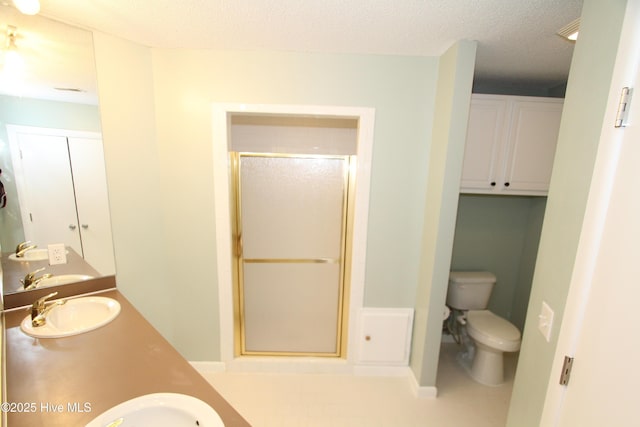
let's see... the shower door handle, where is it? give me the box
[236,233,243,258]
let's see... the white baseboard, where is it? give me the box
[408,370,438,398]
[191,358,416,378]
[224,357,354,374]
[353,365,411,377]
[191,358,438,399]
[189,361,226,374]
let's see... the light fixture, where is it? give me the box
[12,0,40,15]
[557,18,580,42]
[4,26,24,70]
[2,26,25,93]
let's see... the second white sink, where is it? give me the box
[9,249,50,261]
[85,393,225,427]
[37,274,94,287]
[20,296,121,339]
[9,248,69,262]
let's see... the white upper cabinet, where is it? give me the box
[461,94,564,196]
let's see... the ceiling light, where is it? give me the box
[2,26,25,93]
[12,0,40,15]
[557,18,580,42]
[4,26,23,71]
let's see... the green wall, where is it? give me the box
[0,95,102,251]
[450,195,546,330]
[507,0,628,425]
[93,33,174,340]
[411,40,477,387]
[94,34,443,359]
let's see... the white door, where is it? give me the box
[553,93,640,426]
[68,137,116,275]
[542,2,640,423]
[16,133,83,253]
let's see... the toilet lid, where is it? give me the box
[466,310,521,342]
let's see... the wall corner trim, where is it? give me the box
[408,371,438,398]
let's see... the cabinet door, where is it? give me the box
[68,137,116,275]
[501,100,563,194]
[460,97,508,192]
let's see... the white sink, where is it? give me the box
[8,248,69,261]
[37,274,94,287]
[9,249,50,261]
[20,296,121,339]
[85,393,225,427]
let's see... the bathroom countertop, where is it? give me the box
[1,247,101,295]
[1,248,113,310]
[3,289,251,427]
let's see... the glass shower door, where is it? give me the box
[235,153,350,356]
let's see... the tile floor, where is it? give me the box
[200,342,518,427]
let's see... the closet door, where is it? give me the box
[68,137,116,275]
[17,133,83,253]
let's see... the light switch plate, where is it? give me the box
[48,243,67,265]
[538,301,554,342]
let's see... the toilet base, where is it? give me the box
[469,343,505,386]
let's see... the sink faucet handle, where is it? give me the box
[24,267,45,280]
[31,292,63,327]
[34,292,59,309]
[22,269,53,291]
[21,268,46,289]
[15,241,38,257]
[16,240,32,252]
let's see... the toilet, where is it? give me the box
[446,271,521,386]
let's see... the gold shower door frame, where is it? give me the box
[231,152,355,357]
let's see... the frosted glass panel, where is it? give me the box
[243,263,340,353]
[237,154,349,355]
[240,156,346,259]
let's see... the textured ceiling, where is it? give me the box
[38,0,583,85]
[1,0,583,103]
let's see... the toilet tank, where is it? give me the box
[446,271,496,310]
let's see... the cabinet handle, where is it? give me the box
[68,224,77,230]
[490,182,496,187]
[82,224,89,229]
[504,182,510,187]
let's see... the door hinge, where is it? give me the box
[559,355,574,386]
[615,87,632,128]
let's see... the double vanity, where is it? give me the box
[2,278,250,426]
[1,248,99,299]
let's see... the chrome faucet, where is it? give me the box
[15,241,37,258]
[21,268,53,290]
[30,292,65,327]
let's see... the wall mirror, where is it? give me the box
[0,5,116,308]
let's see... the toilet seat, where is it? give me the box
[466,310,521,352]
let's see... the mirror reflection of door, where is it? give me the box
[67,137,116,275]
[8,126,116,275]
[233,153,353,356]
[17,132,82,252]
